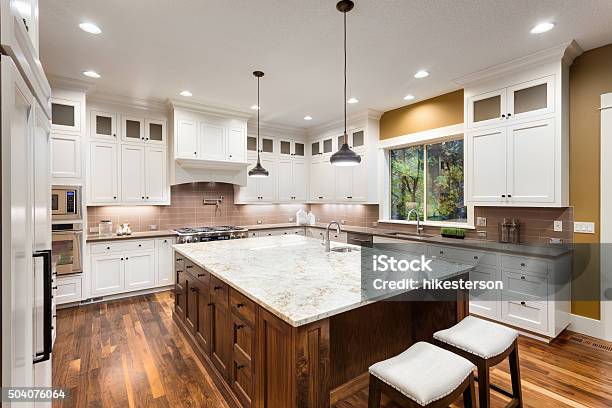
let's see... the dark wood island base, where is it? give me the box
[174,256,468,408]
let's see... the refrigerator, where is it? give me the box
[1,1,53,406]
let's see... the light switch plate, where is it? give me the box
[476,217,487,227]
[574,221,595,234]
[553,220,563,232]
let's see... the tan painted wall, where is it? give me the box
[378,46,612,319]
[569,44,612,319]
[379,90,463,139]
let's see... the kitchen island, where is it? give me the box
[172,235,474,408]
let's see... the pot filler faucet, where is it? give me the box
[407,208,424,235]
[325,221,341,252]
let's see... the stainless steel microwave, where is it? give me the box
[51,187,80,220]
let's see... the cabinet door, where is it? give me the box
[124,251,156,291]
[506,119,555,203]
[260,136,275,156]
[89,142,118,203]
[227,127,246,162]
[469,266,500,319]
[195,281,212,354]
[121,144,146,203]
[175,269,187,320]
[210,298,231,380]
[321,160,335,200]
[176,119,199,158]
[230,314,255,408]
[278,139,292,158]
[351,129,366,151]
[145,119,167,145]
[185,274,198,333]
[293,160,307,201]
[507,76,554,122]
[91,254,124,296]
[335,165,353,201]
[277,159,294,201]
[121,115,144,143]
[322,136,334,156]
[51,133,81,180]
[351,153,368,201]
[310,159,323,201]
[51,98,81,134]
[200,123,226,160]
[466,127,506,203]
[258,158,277,202]
[156,238,174,286]
[294,141,305,157]
[467,89,507,129]
[145,147,167,203]
[91,110,117,141]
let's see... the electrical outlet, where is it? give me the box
[553,220,563,232]
[257,220,262,224]
[476,217,487,227]
[477,230,487,237]
[574,221,595,234]
[149,224,158,231]
[89,226,99,233]
[288,217,294,222]
[549,238,563,244]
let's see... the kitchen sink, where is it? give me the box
[331,246,360,253]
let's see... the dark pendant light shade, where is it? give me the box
[331,0,361,167]
[249,70,269,177]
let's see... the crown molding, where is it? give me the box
[453,40,583,86]
[47,74,95,93]
[88,92,167,112]
[247,120,307,138]
[168,98,253,120]
[307,109,382,136]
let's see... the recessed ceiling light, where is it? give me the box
[179,90,192,97]
[304,116,313,121]
[347,97,359,104]
[250,105,260,110]
[79,22,101,35]
[82,70,100,78]
[403,94,415,101]
[414,70,429,79]
[530,22,555,34]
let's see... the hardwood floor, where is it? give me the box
[53,291,612,408]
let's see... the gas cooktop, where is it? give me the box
[173,226,249,243]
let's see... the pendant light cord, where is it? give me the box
[343,10,348,144]
[257,76,261,163]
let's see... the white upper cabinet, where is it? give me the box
[145,146,168,203]
[121,115,144,143]
[239,155,277,202]
[278,158,307,202]
[227,127,246,162]
[121,144,146,203]
[200,123,226,160]
[91,110,117,141]
[145,119,167,145]
[461,45,576,207]
[176,119,198,158]
[293,159,307,201]
[89,141,119,204]
[51,133,81,181]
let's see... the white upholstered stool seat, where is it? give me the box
[433,316,519,359]
[368,342,475,406]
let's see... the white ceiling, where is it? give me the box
[40,0,612,128]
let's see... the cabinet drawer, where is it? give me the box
[230,289,256,327]
[189,264,210,287]
[275,227,305,236]
[175,252,185,270]
[502,270,547,300]
[55,276,82,305]
[502,298,548,333]
[231,314,254,408]
[90,239,155,254]
[429,245,497,267]
[210,276,229,305]
[501,255,548,275]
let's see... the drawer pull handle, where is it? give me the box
[236,324,245,330]
[138,244,142,247]
[186,265,193,269]
[520,263,526,267]
[207,302,214,306]
[197,273,206,278]
[52,286,58,290]
[520,301,526,306]
[236,303,245,308]
[190,287,197,293]
[439,250,444,254]
[520,276,526,280]
[473,256,478,260]
[237,364,245,370]
[213,286,222,290]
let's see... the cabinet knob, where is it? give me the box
[520,262,526,267]
[142,196,145,199]
[507,113,512,117]
[113,196,117,200]
[439,250,444,254]
[520,276,526,280]
[113,133,116,137]
[236,324,245,330]
[107,246,110,250]
[176,258,183,262]
[164,239,167,243]
[229,155,232,158]
[473,256,478,260]
[236,303,244,308]
[501,194,506,198]
[194,152,197,155]
[138,244,142,247]
[186,265,193,269]
[121,257,124,261]
[213,286,222,290]
[507,194,512,198]
[126,257,129,260]
[520,301,526,306]
[52,286,58,290]
[237,364,245,370]
[501,114,506,118]
[347,196,352,199]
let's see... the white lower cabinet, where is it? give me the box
[88,237,175,298]
[468,266,500,319]
[55,275,83,305]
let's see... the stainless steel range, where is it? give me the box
[174,226,248,243]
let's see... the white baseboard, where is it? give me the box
[57,285,174,309]
[568,313,608,340]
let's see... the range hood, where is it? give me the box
[172,158,249,187]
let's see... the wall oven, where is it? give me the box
[51,186,80,220]
[52,223,83,275]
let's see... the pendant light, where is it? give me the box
[248,70,269,177]
[330,0,361,167]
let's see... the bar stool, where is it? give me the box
[433,316,523,408]
[368,342,476,408]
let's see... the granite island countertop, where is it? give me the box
[86,230,177,242]
[173,235,473,327]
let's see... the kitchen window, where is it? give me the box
[388,137,471,226]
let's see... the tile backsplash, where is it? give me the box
[88,183,573,244]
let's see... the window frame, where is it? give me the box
[378,124,474,229]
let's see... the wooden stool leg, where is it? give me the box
[368,375,382,408]
[509,340,524,407]
[477,361,491,408]
[463,373,476,408]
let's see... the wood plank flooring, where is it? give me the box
[52,291,612,407]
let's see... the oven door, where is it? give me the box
[52,230,82,275]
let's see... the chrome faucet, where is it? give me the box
[325,220,341,252]
[407,209,424,235]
